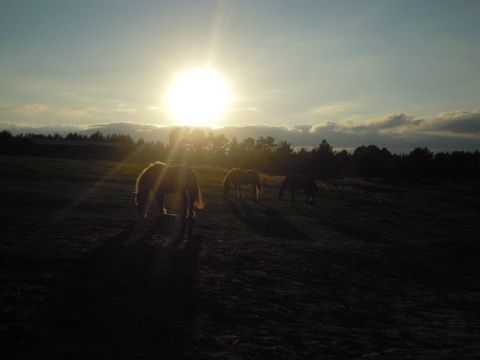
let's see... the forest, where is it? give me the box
[1,128,479,182]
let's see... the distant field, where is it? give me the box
[1,155,480,359]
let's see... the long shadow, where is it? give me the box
[18,221,202,359]
[289,202,389,244]
[224,197,308,240]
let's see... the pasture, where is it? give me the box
[1,155,480,359]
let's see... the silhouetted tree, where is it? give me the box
[274,140,295,174]
[88,131,105,142]
[0,130,14,149]
[335,149,351,176]
[293,147,310,174]
[471,150,480,182]
[311,139,336,178]
[187,128,207,164]
[353,145,388,179]
[227,137,241,168]
[239,137,256,168]
[152,141,166,161]
[255,136,276,152]
[167,127,188,163]
[407,147,434,180]
[2,125,479,182]
[66,132,88,141]
[208,133,229,167]
[378,147,394,179]
[433,151,450,180]
[254,136,277,173]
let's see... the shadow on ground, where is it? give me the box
[224,197,308,240]
[14,221,202,360]
[289,202,389,244]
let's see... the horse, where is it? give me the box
[279,174,317,204]
[222,169,262,200]
[134,161,204,220]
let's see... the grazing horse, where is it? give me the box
[134,162,204,219]
[222,169,262,200]
[279,174,317,204]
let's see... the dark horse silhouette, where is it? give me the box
[279,174,317,204]
[222,169,262,200]
[134,162,204,219]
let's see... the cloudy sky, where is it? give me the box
[1,0,479,153]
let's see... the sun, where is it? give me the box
[165,68,231,127]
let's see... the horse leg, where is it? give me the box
[311,187,315,204]
[238,185,244,198]
[304,188,309,204]
[290,188,296,203]
[184,191,195,226]
[251,183,257,200]
[188,191,195,220]
[181,190,188,219]
[156,192,167,214]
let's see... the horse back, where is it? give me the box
[229,169,250,185]
[143,164,196,192]
[165,165,198,190]
[285,174,316,189]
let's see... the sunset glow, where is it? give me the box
[165,68,231,127]
[1,1,479,152]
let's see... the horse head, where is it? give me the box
[222,177,230,197]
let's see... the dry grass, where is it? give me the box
[1,155,480,359]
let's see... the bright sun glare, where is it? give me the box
[165,68,231,127]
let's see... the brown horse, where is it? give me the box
[222,169,262,200]
[279,174,317,204]
[134,162,204,219]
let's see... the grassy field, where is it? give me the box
[1,155,480,359]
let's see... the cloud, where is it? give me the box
[286,125,311,133]
[428,110,480,135]
[356,110,480,139]
[2,110,479,154]
[10,104,50,114]
[56,106,102,118]
[364,113,414,131]
[0,101,144,124]
[312,103,359,115]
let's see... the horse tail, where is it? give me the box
[194,186,204,209]
[222,171,232,197]
[192,172,205,209]
[256,173,262,194]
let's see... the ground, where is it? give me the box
[1,156,479,359]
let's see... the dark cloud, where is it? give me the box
[364,113,413,130]
[428,110,480,134]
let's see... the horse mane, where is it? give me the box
[222,168,237,195]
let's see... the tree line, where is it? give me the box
[1,128,479,182]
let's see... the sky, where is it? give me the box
[1,0,479,153]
